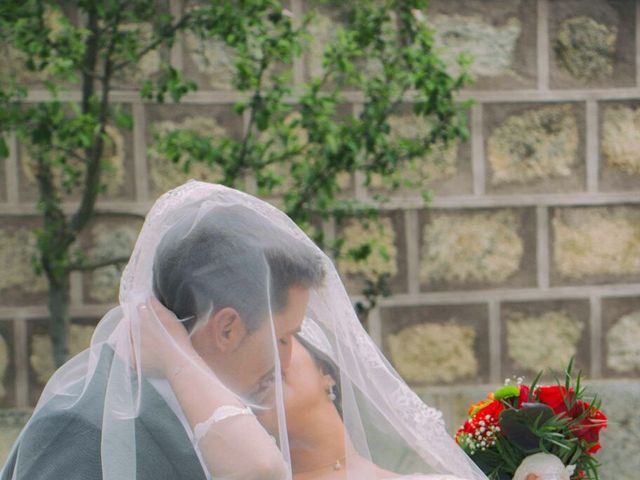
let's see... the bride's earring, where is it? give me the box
[327,385,336,402]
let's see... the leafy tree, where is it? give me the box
[0,0,470,367]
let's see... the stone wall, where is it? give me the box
[0,0,639,476]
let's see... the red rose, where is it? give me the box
[569,400,607,454]
[536,385,574,415]
[518,385,530,407]
[456,399,505,450]
[475,399,505,423]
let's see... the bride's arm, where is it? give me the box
[136,301,287,480]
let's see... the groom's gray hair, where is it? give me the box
[152,204,325,333]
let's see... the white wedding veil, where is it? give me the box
[1,180,487,480]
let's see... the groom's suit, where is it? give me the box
[1,346,207,480]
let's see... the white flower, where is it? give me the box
[513,453,576,480]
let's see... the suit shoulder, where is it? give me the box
[4,409,102,480]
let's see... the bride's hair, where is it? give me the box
[295,334,342,417]
[152,204,324,332]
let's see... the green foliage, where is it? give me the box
[0,0,471,365]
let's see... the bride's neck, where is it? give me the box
[289,402,349,475]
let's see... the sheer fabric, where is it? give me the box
[1,181,488,480]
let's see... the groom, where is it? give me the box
[1,205,325,479]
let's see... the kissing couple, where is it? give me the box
[2,181,488,480]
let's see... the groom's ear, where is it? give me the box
[208,307,247,352]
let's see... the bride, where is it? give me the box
[254,331,472,480]
[2,181,488,480]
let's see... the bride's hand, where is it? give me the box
[132,298,199,378]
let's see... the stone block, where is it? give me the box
[549,0,635,88]
[599,101,640,191]
[602,296,640,378]
[16,107,137,203]
[27,318,97,405]
[181,30,236,91]
[380,304,490,386]
[501,299,590,380]
[0,322,16,409]
[80,218,143,305]
[589,381,640,479]
[418,208,536,292]
[550,205,640,285]
[335,211,407,295]
[0,218,47,307]
[145,104,244,197]
[427,0,537,89]
[484,103,586,194]
[366,104,473,198]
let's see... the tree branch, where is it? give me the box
[93,210,146,220]
[70,2,123,235]
[236,55,270,171]
[111,13,192,73]
[69,255,130,272]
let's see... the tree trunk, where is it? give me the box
[48,272,71,368]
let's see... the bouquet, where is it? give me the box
[455,359,607,480]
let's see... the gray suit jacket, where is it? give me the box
[1,346,207,480]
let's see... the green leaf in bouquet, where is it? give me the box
[469,447,513,480]
[494,385,520,401]
[499,403,555,451]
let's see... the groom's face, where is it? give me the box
[195,285,310,404]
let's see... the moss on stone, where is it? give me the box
[606,310,640,373]
[420,210,523,285]
[0,228,47,294]
[553,207,640,278]
[602,106,640,176]
[488,105,578,185]
[432,14,521,79]
[388,320,478,384]
[337,217,398,282]
[555,16,617,82]
[506,310,584,373]
[370,114,459,190]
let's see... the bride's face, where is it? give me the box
[255,336,334,438]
